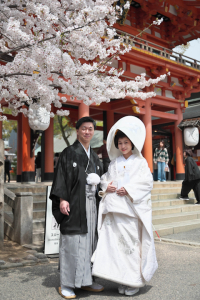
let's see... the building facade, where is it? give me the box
[2,0,200,182]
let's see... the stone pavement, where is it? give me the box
[1,242,200,300]
[164,228,200,243]
[0,240,49,269]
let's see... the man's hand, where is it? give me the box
[106,181,117,193]
[116,187,128,196]
[60,199,70,216]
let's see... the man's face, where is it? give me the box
[77,122,94,144]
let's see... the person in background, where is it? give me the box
[35,152,41,183]
[179,149,200,205]
[153,148,158,181]
[54,153,60,170]
[4,155,11,183]
[153,140,169,182]
[97,139,110,173]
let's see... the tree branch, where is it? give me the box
[58,116,71,147]
[0,73,32,78]
[0,18,105,57]
[8,5,26,9]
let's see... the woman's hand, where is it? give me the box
[106,181,117,193]
[116,187,128,196]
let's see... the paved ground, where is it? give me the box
[164,228,200,243]
[5,181,52,186]
[0,242,200,300]
[0,240,30,262]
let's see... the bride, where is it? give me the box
[92,116,158,296]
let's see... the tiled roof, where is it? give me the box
[178,117,200,130]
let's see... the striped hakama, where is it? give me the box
[59,185,97,288]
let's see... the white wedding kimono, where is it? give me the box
[92,154,158,288]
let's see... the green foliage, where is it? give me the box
[96,121,103,127]
[37,135,42,146]
[54,115,69,138]
[2,108,17,140]
[36,115,73,147]
[11,153,17,176]
[55,115,73,146]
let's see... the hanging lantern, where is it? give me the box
[28,106,50,131]
[184,127,199,146]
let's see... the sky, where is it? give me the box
[173,39,200,61]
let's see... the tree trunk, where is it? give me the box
[58,116,71,147]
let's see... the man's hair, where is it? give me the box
[5,155,8,159]
[114,130,134,150]
[76,116,96,130]
[184,149,193,157]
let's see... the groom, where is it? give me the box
[50,116,104,299]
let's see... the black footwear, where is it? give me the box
[195,202,200,205]
[179,196,189,201]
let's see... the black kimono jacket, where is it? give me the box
[185,156,200,182]
[50,140,103,235]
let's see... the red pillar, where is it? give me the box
[17,114,35,182]
[17,114,22,182]
[175,107,185,180]
[44,117,54,181]
[142,99,153,173]
[106,111,114,135]
[78,102,89,119]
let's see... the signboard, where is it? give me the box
[44,186,60,255]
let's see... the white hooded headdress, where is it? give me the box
[107,116,146,160]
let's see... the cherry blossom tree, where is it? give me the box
[0,0,166,121]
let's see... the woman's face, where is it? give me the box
[160,142,164,148]
[118,137,132,156]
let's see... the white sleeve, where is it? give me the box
[100,161,114,192]
[124,159,153,203]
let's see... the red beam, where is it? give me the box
[147,109,178,120]
[96,126,103,131]
[92,102,112,110]
[114,113,129,122]
[152,119,174,126]
[124,49,200,78]
[151,98,180,109]
[152,110,178,120]
[183,1,200,6]
[3,113,19,121]
[125,96,182,107]
[89,109,103,117]
[114,107,139,116]
[110,99,133,111]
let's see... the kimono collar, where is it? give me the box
[118,154,137,162]
[72,140,89,169]
[79,142,90,158]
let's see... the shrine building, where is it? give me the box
[2,0,200,182]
